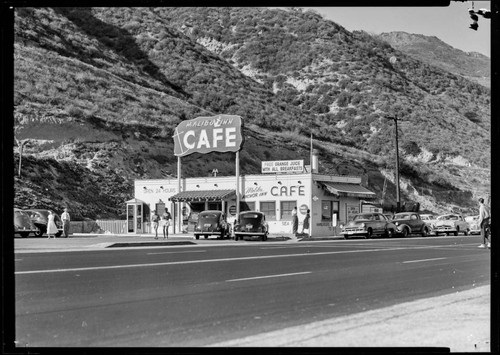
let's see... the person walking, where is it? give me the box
[61,207,71,238]
[161,208,172,239]
[301,209,310,236]
[292,206,298,236]
[152,210,160,239]
[46,210,58,239]
[477,198,491,248]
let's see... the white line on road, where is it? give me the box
[14,244,473,275]
[226,271,311,282]
[147,250,207,255]
[402,257,447,264]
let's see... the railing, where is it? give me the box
[95,220,128,234]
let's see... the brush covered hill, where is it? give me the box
[13,7,490,219]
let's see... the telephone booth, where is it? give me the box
[126,198,145,234]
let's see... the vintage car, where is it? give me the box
[434,214,470,236]
[340,212,398,239]
[193,210,230,239]
[25,209,63,237]
[234,211,268,241]
[420,214,440,236]
[14,208,39,238]
[391,212,430,237]
[465,215,481,235]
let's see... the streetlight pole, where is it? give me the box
[385,116,400,212]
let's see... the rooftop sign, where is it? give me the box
[262,160,304,174]
[173,114,243,157]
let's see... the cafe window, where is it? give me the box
[322,201,339,221]
[260,201,276,221]
[280,201,296,220]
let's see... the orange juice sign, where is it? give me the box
[173,115,243,157]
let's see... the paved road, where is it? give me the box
[14,236,490,347]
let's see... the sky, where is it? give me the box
[308,1,491,57]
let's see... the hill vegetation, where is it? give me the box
[13,7,490,219]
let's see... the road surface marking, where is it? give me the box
[14,245,468,275]
[226,271,311,282]
[147,250,206,255]
[402,257,447,264]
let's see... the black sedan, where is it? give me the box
[14,208,39,238]
[193,210,230,240]
[234,211,269,241]
[340,212,398,239]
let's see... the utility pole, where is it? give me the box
[385,116,400,212]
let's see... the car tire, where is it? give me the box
[56,231,62,238]
[464,229,469,236]
[366,228,373,239]
[386,229,394,238]
[20,232,29,238]
[401,227,409,238]
[454,227,459,236]
[35,227,45,237]
[421,227,428,237]
[195,235,200,240]
[344,235,349,240]
[204,235,209,239]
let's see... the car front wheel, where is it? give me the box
[366,228,373,239]
[35,227,45,237]
[386,229,394,238]
[401,227,409,238]
[421,227,428,237]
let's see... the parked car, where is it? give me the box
[434,214,470,236]
[234,211,268,241]
[392,212,430,237]
[24,209,63,237]
[14,208,39,238]
[465,215,481,235]
[340,212,398,239]
[420,214,440,236]
[193,210,230,240]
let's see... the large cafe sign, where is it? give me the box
[173,114,243,157]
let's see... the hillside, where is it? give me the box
[12,7,490,219]
[376,31,490,88]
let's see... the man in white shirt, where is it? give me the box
[61,207,71,238]
[477,198,491,248]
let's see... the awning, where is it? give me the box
[169,189,235,202]
[319,182,376,199]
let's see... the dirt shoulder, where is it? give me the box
[209,285,490,351]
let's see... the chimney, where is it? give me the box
[311,149,319,173]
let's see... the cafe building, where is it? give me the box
[131,159,376,237]
[129,113,377,237]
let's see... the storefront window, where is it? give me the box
[280,201,296,220]
[322,201,339,221]
[260,201,276,221]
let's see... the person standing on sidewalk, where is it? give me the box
[152,210,160,239]
[301,209,310,237]
[477,198,491,248]
[292,206,298,236]
[61,207,71,238]
[46,210,58,239]
[161,208,172,239]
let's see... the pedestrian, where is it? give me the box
[477,198,491,248]
[46,210,58,239]
[161,208,172,239]
[301,209,310,236]
[61,207,71,238]
[292,206,298,236]
[152,210,160,239]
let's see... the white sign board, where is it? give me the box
[262,160,304,174]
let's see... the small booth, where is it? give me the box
[126,198,145,234]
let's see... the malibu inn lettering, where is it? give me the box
[132,156,376,237]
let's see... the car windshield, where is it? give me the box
[200,213,219,220]
[438,215,456,221]
[394,213,410,219]
[353,214,372,221]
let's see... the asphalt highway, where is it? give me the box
[14,236,490,348]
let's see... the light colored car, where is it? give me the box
[434,214,470,236]
[464,215,481,235]
[340,212,398,239]
[234,211,268,241]
[14,208,39,238]
[420,214,439,236]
